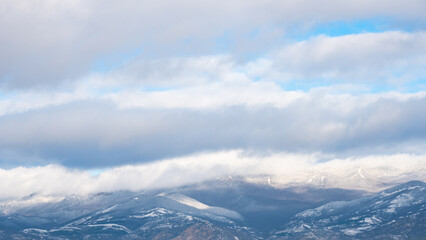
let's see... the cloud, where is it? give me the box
[247,31,426,85]
[0,37,425,168]
[1,0,425,89]
[69,31,426,92]
[1,36,425,118]
[0,89,425,168]
[106,55,236,89]
[0,150,425,201]
[1,1,425,201]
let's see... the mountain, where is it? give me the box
[2,191,256,240]
[273,180,426,240]
[0,191,139,231]
[0,180,424,239]
[172,179,365,232]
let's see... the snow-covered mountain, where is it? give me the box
[0,180,424,239]
[1,190,255,240]
[20,193,254,240]
[273,180,426,239]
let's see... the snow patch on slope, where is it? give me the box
[165,194,210,210]
[160,193,243,220]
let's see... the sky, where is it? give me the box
[0,0,426,199]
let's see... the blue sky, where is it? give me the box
[0,0,425,198]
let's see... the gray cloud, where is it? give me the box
[1,0,425,89]
[0,92,425,168]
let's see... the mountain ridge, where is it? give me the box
[0,180,424,239]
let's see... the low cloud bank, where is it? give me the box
[0,150,424,201]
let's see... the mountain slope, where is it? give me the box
[273,180,426,240]
[0,180,424,239]
[10,193,256,240]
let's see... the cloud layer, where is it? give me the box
[0,151,425,201]
[1,0,426,88]
[0,88,425,168]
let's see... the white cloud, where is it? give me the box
[110,55,235,88]
[105,79,304,110]
[1,0,425,88]
[0,150,424,201]
[2,31,425,115]
[0,90,90,116]
[248,31,426,84]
